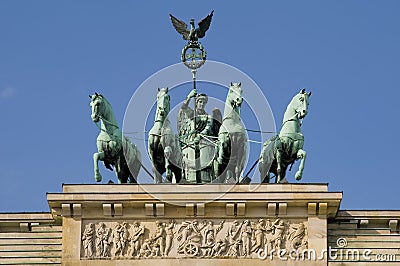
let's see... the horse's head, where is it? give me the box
[89,92,105,123]
[228,82,243,108]
[291,88,311,119]
[156,87,170,122]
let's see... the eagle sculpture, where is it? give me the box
[169,11,214,43]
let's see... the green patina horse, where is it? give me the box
[216,82,247,183]
[259,89,311,183]
[90,93,141,183]
[148,88,183,183]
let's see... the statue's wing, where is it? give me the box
[196,10,214,38]
[177,108,188,137]
[211,107,222,137]
[170,14,190,40]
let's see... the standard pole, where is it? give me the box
[192,68,201,184]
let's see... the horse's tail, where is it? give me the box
[260,136,278,164]
[122,137,142,180]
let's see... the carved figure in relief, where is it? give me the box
[95,222,106,257]
[265,219,286,253]
[103,228,112,257]
[82,223,95,258]
[226,239,241,257]
[177,220,201,252]
[120,222,130,256]
[287,222,307,251]
[251,219,265,253]
[177,220,206,257]
[213,238,227,256]
[150,221,166,257]
[227,220,242,244]
[239,220,252,257]
[127,222,145,257]
[201,220,224,257]
[138,238,153,258]
[164,220,175,256]
[113,224,123,257]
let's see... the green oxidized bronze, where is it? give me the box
[259,89,311,183]
[215,83,247,183]
[170,11,213,69]
[146,83,246,184]
[90,93,142,183]
[177,88,221,183]
[148,88,183,184]
[88,12,313,185]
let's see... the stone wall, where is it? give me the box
[328,210,400,265]
[0,213,62,265]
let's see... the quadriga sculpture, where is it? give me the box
[259,89,311,183]
[215,82,247,183]
[148,88,183,183]
[90,93,141,183]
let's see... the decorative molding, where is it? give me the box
[103,204,112,217]
[197,203,205,216]
[186,203,195,216]
[389,220,398,233]
[73,204,82,217]
[307,203,317,215]
[81,219,308,260]
[267,202,276,216]
[226,203,235,216]
[237,203,246,216]
[278,202,287,216]
[114,203,123,216]
[318,203,327,216]
[155,203,164,217]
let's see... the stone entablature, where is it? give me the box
[45,183,341,265]
[2,185,400,265]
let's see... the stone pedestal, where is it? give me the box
[47,183,341,265]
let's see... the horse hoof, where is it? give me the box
[95,174,102,182]
[295,171,302,180]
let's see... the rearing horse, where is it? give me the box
[216,82,247,183]
[259,89,311,183]
[148,88,182,183]
[90,93,141,183]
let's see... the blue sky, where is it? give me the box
[0,1,399,212]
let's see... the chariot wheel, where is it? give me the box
[183,242,199,257]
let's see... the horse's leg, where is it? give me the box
[129,156,141,184]
[93,141,105,182]
[276,149,282,183]
[295,149,307,180]
[259,141,270,183]
[259,161,268,183]
[173,165,182,184]
[231,134,241,183]
[148,135,162,183]
[216,132,229,179]
[164,146,173,182]
[234,134,246,183]
[217,132,228,165]
[116,170,124,184]
[153,167,163,184]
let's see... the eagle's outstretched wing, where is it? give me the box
[196,10,214,38]
[170,14,190,40]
